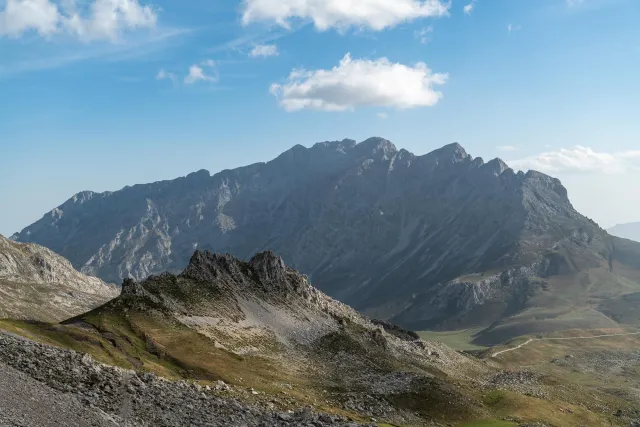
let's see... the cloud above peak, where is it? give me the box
[270,53,448,112]
[0,0,157,41]
[242,0,450,31]
[511,146,640,175]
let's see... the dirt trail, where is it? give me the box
[491,331,640,358]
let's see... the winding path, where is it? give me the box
[491,331,640,358]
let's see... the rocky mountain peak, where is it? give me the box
[421,142,470,165]
[484,158,511,176]
[524,170,569,200]
[181,250,239,282]
[249,251,288,283]
[355,137,398,159]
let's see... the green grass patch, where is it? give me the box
[483,390,507,406]
[458,421,517,427]
[417,327,488,351]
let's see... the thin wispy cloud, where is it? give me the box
[414,26,433,44]
[249,44,279,58]
[0,27,190,78]
[566,0,585,7]
[377,112,388,120]
[156,69,176,82]
[270,53,448,112]
[507,23,522,33]
[511,146,640,174]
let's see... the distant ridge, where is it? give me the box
[608,222,640,243]
[13,138,640,343]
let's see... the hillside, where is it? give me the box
[0,249,626,426]
[12,138,640,342]
[0,235,118,322]
[608,222,640,243]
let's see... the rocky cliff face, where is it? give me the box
[0,235,118,322]
[13,138,640,339]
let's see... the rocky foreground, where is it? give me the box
[0,332,371,427]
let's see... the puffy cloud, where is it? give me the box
[64,0,157,42]
[511,146,640,175]
[270,53,448,112]
[184,60,217,85]
[242,0,450,31]
[0,0,60,37]
[463,1,475,15]
[249,44,279,58]
[0,0,157,41]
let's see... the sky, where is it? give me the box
[1,0,639,236]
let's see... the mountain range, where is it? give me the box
[0,234,118,322]
[608,222,640,243]
[11,138,640,343]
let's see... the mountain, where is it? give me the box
[609,222,640,243]
[6,249,490,426]
[12,138,640,342]
[0,234,118,322]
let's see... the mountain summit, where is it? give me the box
[13,139,640,342]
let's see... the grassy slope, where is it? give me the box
[471,262,640,345]
[417,328,488,351]
[1,313,628,426]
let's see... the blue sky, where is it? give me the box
[1,0,639,236]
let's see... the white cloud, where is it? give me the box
[507,23,521,33]
[0,0,60,37]
[156,69,176,82]
[511,146,640,175]
[184,60,217,85]
[377,112,388,119]
[270,53,448,112]
[497,145,519,152]
[414,26,433,44]
[242,0,450,32]
[249,44,279,58]
[0,0,157,41]
[463,0,476,15]
[64,0,157,42]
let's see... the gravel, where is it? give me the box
[0,332,372,427]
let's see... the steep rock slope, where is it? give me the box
[609,222,640,243]
[13,138,640,340]
[0,234,118,321]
